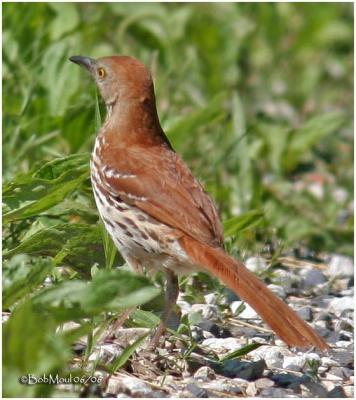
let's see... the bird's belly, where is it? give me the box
[91,174,198,275]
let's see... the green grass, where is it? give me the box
[2,2,353,397]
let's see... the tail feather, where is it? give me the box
[181,237,328,350]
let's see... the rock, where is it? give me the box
[328,366,354,379]
[177,299,192,315]
[302,268,327,287]
[343,386,354,398]
[88,344,122,364]
[332,278,352,292]
[328,297,353,315]
[327,386,347,398]
[321,356,339,368]
[230,301,259,318]
[325,373,343,382]
[267,284,286,299]
[115,328,150,347]
[190,304,219,320]
[250,346,288,369]
[218,359,266,380]
[283,356,306,372]
[330,349,353,367]
[202,379,246,395]
[259,387,298,397]
[186,382,209,398]
[120,376,153,397]
[194,366,216,382]
[246,382,258,396]
[273,269,303,290]
[296,306,312,321]
[271,373,308,389]
[204,293,217,304]
[301,381,329,398]
[245,257,268,273]
[201,337,242,353]
[107,376,153,397]
[327,255,354,277]
[197,320,231,338]
[255,378,274,389]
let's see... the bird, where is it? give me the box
[69,54,328,350]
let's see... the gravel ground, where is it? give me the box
[80,254,353,398]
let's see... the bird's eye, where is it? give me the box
[97,68,106,78]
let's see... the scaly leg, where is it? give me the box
[150,270,179,347]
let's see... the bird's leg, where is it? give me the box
[150,269,179,348]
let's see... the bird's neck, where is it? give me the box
[100,97,172,149]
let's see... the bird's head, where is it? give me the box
[69,55,155,110]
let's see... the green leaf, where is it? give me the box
[101,223,118,270]
[109,332,150,373]
[3,300,70,397]
[164,92,228,147]
[3,154,90,223]
[223,210,264,238]
[282,112,346,172]
[219,343,265,362]
[129,309,161,329]
[3,256,52,309]
[32,270,160,322]
[49,3,79,40]
[4,223,104,274]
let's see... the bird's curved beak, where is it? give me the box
[69,55,96,73]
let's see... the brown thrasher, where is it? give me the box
[70,55,328,350]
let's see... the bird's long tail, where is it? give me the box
[180,236,328,350]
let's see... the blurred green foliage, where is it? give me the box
[2,2,353,397]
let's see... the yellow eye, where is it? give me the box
[97,68,106,78]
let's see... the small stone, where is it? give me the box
[343,386,354,398]
[177,300,192,315]
[194,366,216,382]
[250,346,288,369]
[301,381,329,398]
[325,373,343,382]
[328,366,354,379]
[321,356,339,367]
[88,344,122,364]
[328,296,353,315]
[220,360,266,380]
[283,356,306,372]
[230,301,258,319]
[267,284,286,299]
[330,349,353,367]
[197,320,231,338]
[327,255,354,277]
[201,337,242,353]
[245,257,267,273]
[259,387,298,398]
[327,385,347,398]
[204,293,217,304]
[115,328,150,346]
[118,376,153,397]
[302,268,327,287]
[255,378,274,389]
[246,382,257,396]
[186,382,209,398]
[332,278,352,292]
[273,269,303,290]
[318,366,328,374]
[296,306,312,321]
[271,373,308,389]
[202,379,245,395]
[190,304,219,320]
